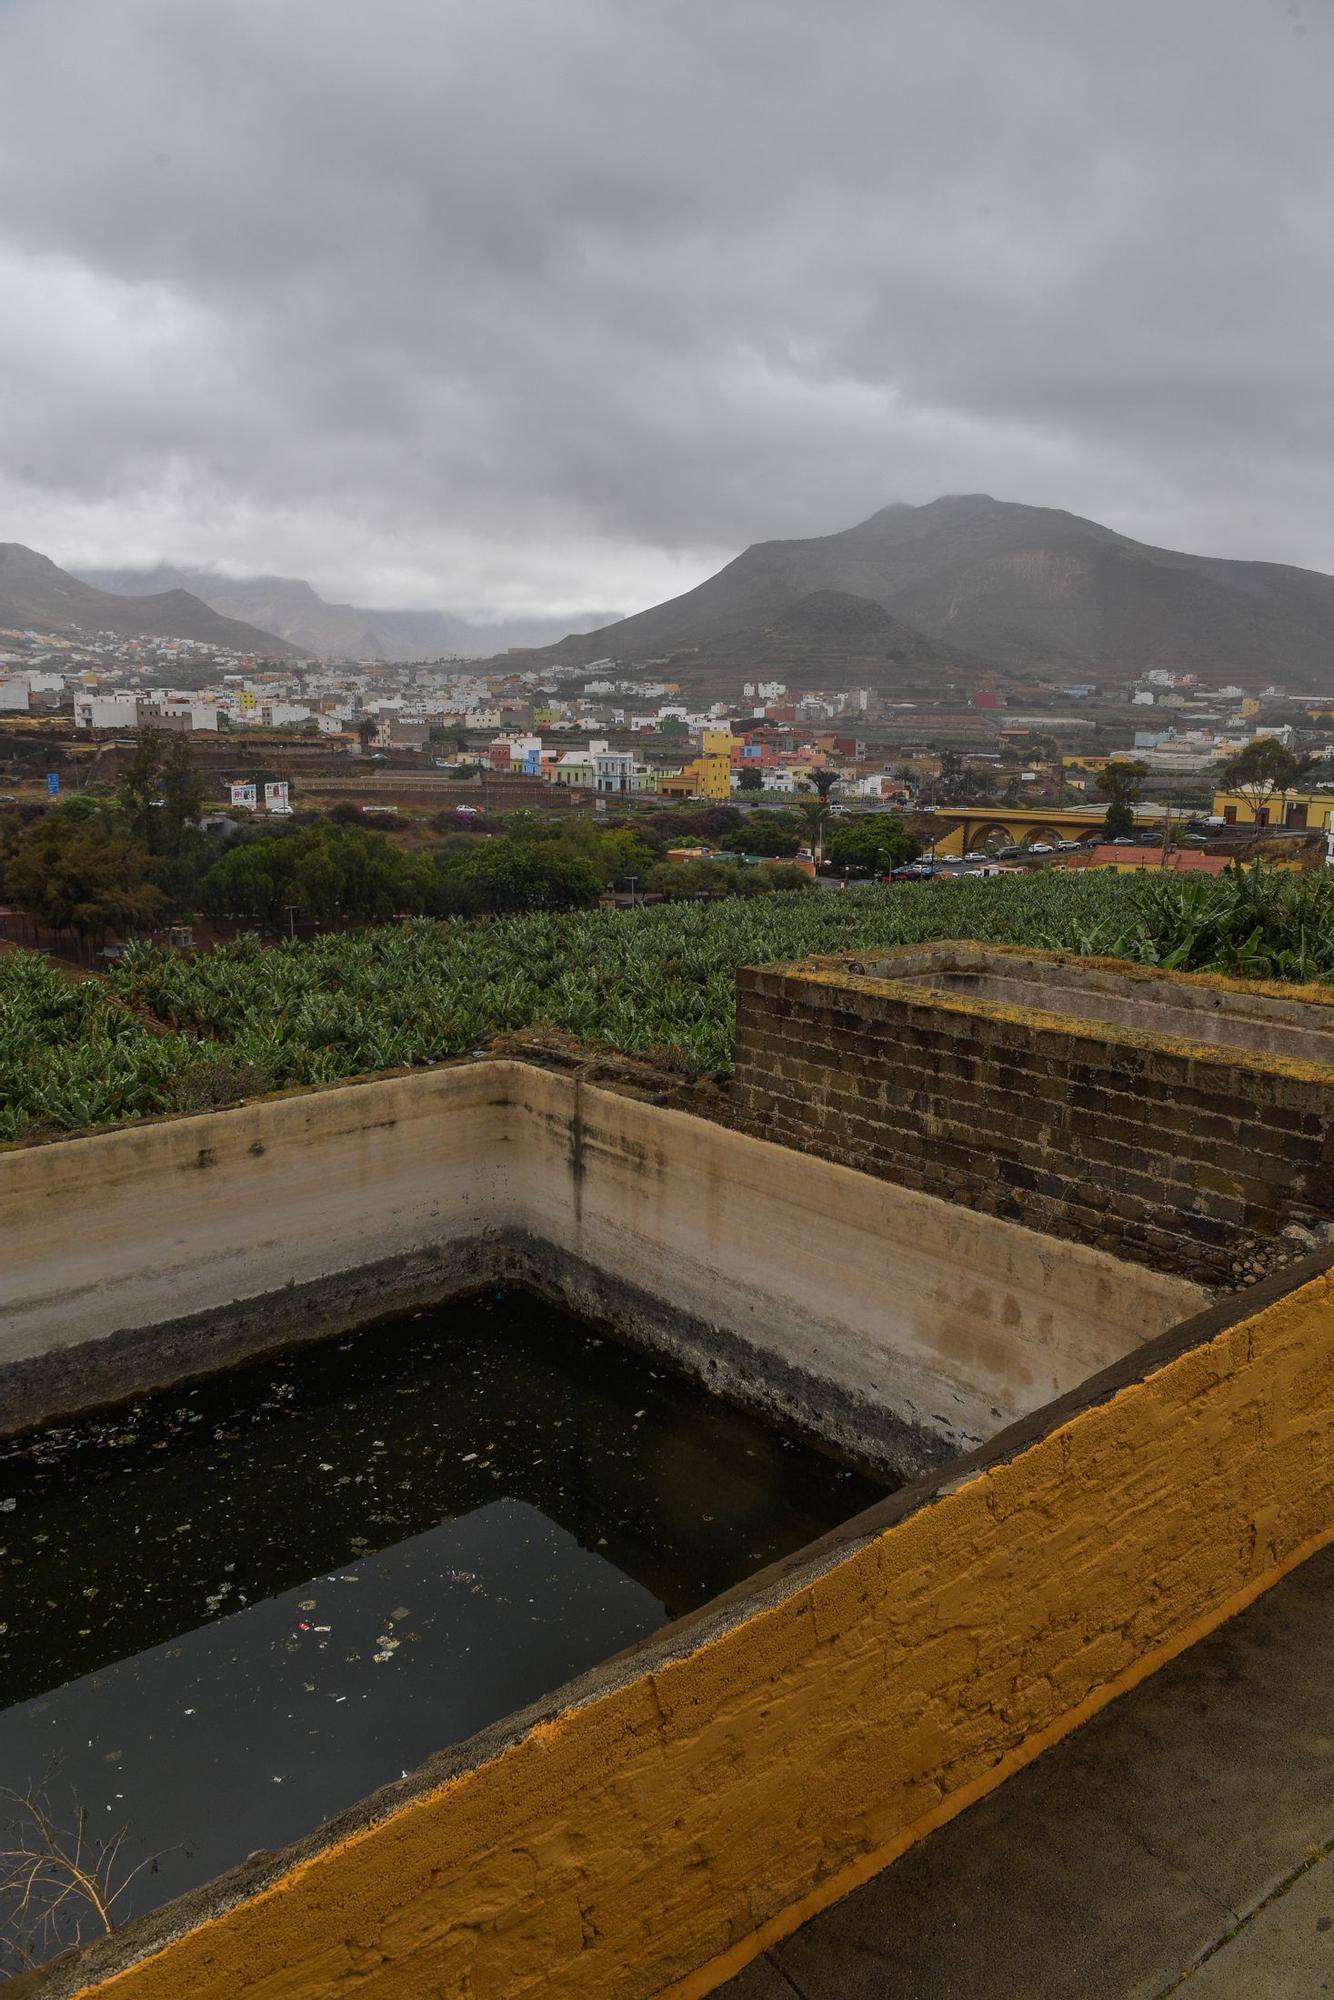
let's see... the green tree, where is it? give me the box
[717,810,800,858]
[1095,760,1148,841]
[4,810,166,941]
[433,842,603,914]
[645,858,738,900]
[825,814,921,874]
[201,839,288,920]
[1217,737,1316,823]
[736,767,763,792]
[201,822,419,922]
[797,796,832,865]
[749,861,815,894]
[116,728,208,913]
[117,728,166,853]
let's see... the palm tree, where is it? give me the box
[798,796,831,866]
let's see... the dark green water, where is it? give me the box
[0,1293,884,1969]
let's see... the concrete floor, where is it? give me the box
[720,1544,1334,2000]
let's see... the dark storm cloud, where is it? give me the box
[1,0,1331,613]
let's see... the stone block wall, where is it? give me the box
[731,953,1334,1288]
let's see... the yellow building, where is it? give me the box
[655,753,731,801]
[1060,754,1122,775]
[1211,785,1334,832]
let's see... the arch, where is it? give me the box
[963,821,1017,854]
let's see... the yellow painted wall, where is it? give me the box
[918,808,1109,859]
[929,821,967,857]
[67,1262,1334,2000]
[1211,786,1334,830]
[696,752,732,799]
[659,754,731,800]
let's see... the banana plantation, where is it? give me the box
[4,866,1333,1143]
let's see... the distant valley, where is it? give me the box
[75,565,622,663]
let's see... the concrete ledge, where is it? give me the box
[17,1250,1334,2000]
[1,1060,1201,1472]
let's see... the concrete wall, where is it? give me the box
[731,948,1334,1288]
[0,1060,1201,1473]
[878,943,1334,1065]
[31,1254,1334,2000]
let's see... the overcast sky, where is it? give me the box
[2,0,1331,621]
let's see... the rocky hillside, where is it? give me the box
[0,545,302,656]
[529,495,1334,691]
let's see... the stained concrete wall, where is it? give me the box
[0,1059,1202,1473]
[732,947,1334,1289]
[28,1252,1334,2000]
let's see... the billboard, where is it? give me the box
[229,782,258,810]
[263,780,291,813]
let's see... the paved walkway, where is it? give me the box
[722,1545,1334,2000]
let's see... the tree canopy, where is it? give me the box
[825,814,920,873]
[1217,737,1316,817]
[1095,760,1148,840]
[2,807,167,939]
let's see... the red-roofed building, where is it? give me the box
[1058,845,1233,875]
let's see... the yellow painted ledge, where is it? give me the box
[49,1270,1334,2000]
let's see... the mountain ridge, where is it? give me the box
[75,564,622,662]
[523,495,1334,692]
[0,545,303,658]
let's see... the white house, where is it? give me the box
[74,695,142,730]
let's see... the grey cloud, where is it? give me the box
[1,0,1332,616]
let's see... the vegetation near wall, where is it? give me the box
[5,869,1334,1142]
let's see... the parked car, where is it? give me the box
[996,843,1026,858]
[1055,838,1082,851]
[1029,842,1054,854]
[1137,830,1163,844]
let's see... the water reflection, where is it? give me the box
[0,1292,885,1966]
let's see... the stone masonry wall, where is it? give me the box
[731,957,1334,1288]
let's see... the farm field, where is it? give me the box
[3,868,1333,1143]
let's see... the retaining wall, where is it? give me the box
[23,1251,1334,2000]
[0,1061,1200,1473]
[731,946,1334,1287]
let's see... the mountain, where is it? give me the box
[76,565,622,661]
[0,544,302,657]
[636,589,999,697]
[77,565,390,660]
[528,496,1334,692]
